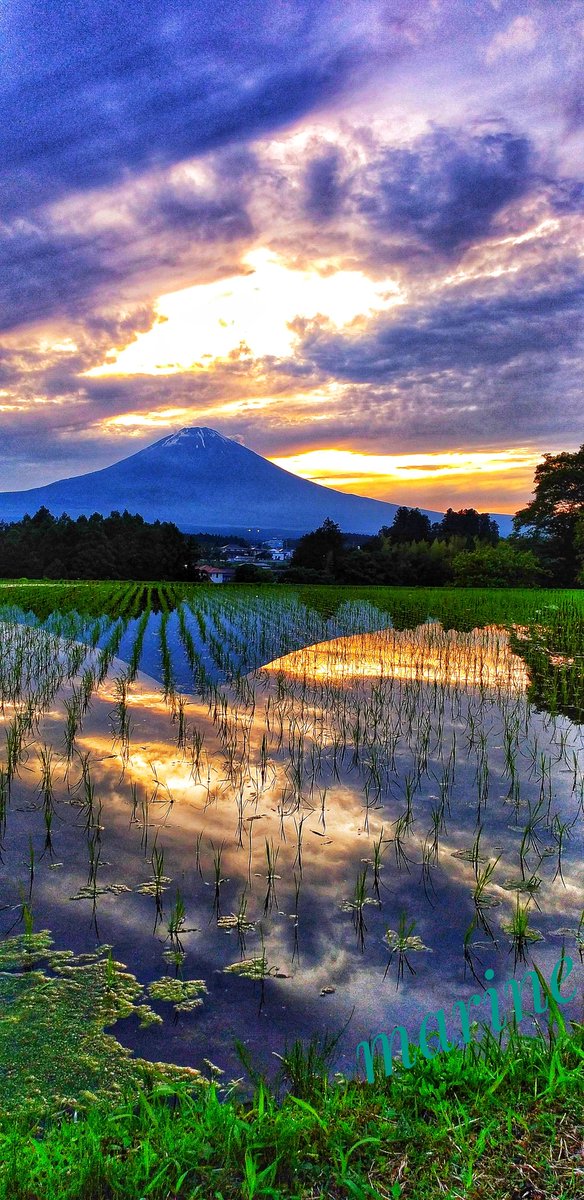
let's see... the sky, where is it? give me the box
[1,0,582,513]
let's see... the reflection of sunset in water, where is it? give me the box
[263,625,530,691]
[0,616,582,1081]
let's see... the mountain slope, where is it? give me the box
[0,427,513,535]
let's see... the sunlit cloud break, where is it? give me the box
[86,250,403,377]
[269,448,542,499]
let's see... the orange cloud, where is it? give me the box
[268,447,541,513]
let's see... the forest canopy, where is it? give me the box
[0,508,202,581]
[1,441,582,586]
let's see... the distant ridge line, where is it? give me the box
[0,426,515,537]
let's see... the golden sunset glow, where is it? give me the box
[268,447,541,511]
[270,447,539,481]
[106,408,192,429]
[86,249,403,378]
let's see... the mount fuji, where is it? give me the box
[0,427,513,536]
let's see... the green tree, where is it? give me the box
[0,508,201,581]
[383,507,433,544]
[290,518,345,576]
[513,445,584,584]
[433,508,499,546]
[233,564,274,583]
[452,543,543,587]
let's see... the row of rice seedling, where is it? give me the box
[0,582,581,1095]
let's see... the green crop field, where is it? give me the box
[0,582,582,1198]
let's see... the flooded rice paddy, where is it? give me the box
[0,587,582,1089]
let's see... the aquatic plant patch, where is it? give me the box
[0,933,207,1119]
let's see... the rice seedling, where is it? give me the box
[260,837,280,916]
[391,810,414,872]
[370,825,386,900]
[383,910,430,985]
[127,606,150,683]
[340,865,378,951]
[501,896,544,965]
[290,871,302,965]
[292,813,306,875]
[451,823,488,877]
[62,695,79,766]
[37,743,55,809]
[108,672,133,763]
[151,844,167,924]
[5,715,27,784]
[209,840,228,916]
[550,812,571,885]
[217,890,256,954]
[189,725,205,783]
[172,692,188,749]
[518,797,547,878]
[166,888,190,949]
[419,835,438,902]
[138,788,151,853]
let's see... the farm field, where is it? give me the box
[0,581,583,1197]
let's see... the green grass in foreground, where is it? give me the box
[0,585,582,1197]
[1,1021,582,1200]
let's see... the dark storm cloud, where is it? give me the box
[548,178,584,214]
[152,186,253,240]
[0,0,399,219]
[303,146,347,220]
[0,220,129,332]
[356,129,534,256]
[563,76,584,131]
[0,158,255,331]
[295,270,584,382]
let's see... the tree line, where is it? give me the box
[0,508,202,581]
[282,445,584,587]
[281,513,543,587]
[0,443,581,586]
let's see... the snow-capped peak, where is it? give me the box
[160,427,232,450]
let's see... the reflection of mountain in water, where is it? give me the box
[2,590,580,722]
[263,626,530,693]
[1,619,581,1082]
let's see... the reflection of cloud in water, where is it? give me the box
[1,625,582,1077]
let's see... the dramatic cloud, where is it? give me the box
[0,0,409,217]
[356,129,534,257]
[0,145,258,331]
[303,146,348,221]
[297,274,584,382]
[0,0,582,508]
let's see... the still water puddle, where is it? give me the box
[1,618,582,1084]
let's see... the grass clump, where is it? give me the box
[0,1022,581,1199]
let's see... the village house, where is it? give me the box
[197,564,236,584]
